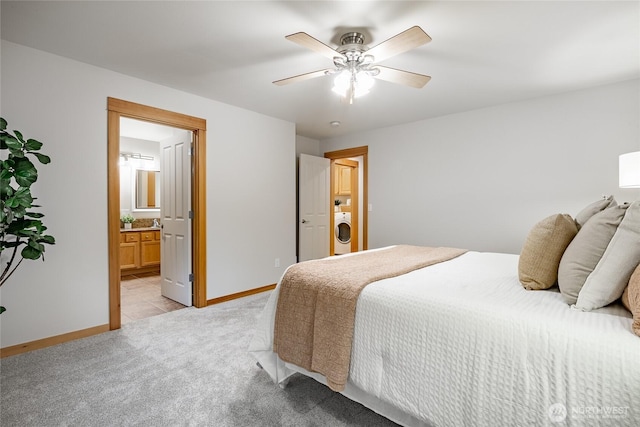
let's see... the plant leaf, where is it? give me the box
[2,135,21,151]
[25,139,43,151]
[21,244,42,260]
[13,157,38,187]
[0,133,10,149]
[39,235,56,244]
[7,219,41,234]
[28,239,45,252]
[25,212,45,218]
[0,118,7,131]
[9,206,27,220]
[0,169,12,180]
[0,306,5,314]
[0,179,14,197]
[13,187,34,208]
[31,153,51,165]
[14,130,25,144]
[5,197,19,208]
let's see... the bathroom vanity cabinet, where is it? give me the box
[120,229,161,276]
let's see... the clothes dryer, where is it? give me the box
[335,212,351,255]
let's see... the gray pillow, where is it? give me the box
[574,195,617,228]
[558,203,629,305]
[576,201,640,311]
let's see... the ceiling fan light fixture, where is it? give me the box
[276,27,431,101]
[333,56,346,67]
[332,70,375,99]
[361,55,375,66]
[355,71,375,93]
[332,70,351,94]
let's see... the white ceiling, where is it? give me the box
[120,117,177,141]
[2,1,639,140]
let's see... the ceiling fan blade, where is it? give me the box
[285,32,340,60]
[374,66,431,88]
[273,69,333,86]
[366,26,432,62]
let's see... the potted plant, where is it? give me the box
[334,199,342,212]
[121,213,135,229]
[0,117,56,314]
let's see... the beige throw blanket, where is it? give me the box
[273,245,467,392]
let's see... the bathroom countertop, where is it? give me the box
[120,227,161,232]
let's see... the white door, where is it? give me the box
[160,132,192,306]
[299,154,330,262]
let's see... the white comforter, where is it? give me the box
[249,251,640,427]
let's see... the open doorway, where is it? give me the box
[325,146,368,254]
[118,118,191,323]
[332,158,359,255]
[107,98,207,330]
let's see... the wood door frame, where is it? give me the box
[107,97,207,330]
[334,158,359,253]
[325,146,368,253]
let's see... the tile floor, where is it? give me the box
[120,273,186,324]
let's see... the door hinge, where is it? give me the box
[189,273,194,282]
[188,210,194,219]
[189,144,194,156]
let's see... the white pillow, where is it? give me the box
[575,201,640,311]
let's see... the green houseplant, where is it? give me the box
[0,118,56,314]
[121,213,135,229]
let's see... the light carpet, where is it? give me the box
[0,292,398,426]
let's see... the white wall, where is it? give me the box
[0,41,296,347]
[295,134,320,158]
[322,79,640,254]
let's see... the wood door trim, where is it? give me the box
[335,158,358,167]
[324,146,368,251]
[348,163,358,253]
[108,97,206,130]
[107,97,207,330]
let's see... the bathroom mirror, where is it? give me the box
[136,170,161,209]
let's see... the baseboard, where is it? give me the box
[120,266,160,277]
[207,283,276,306]
[0,324,110,358]
[1,285,277,358]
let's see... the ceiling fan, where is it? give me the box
[273,26,432,104]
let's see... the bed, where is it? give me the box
[249,247,640,426]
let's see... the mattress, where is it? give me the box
[249,251,640,426]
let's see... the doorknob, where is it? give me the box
[301,219,309,223]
